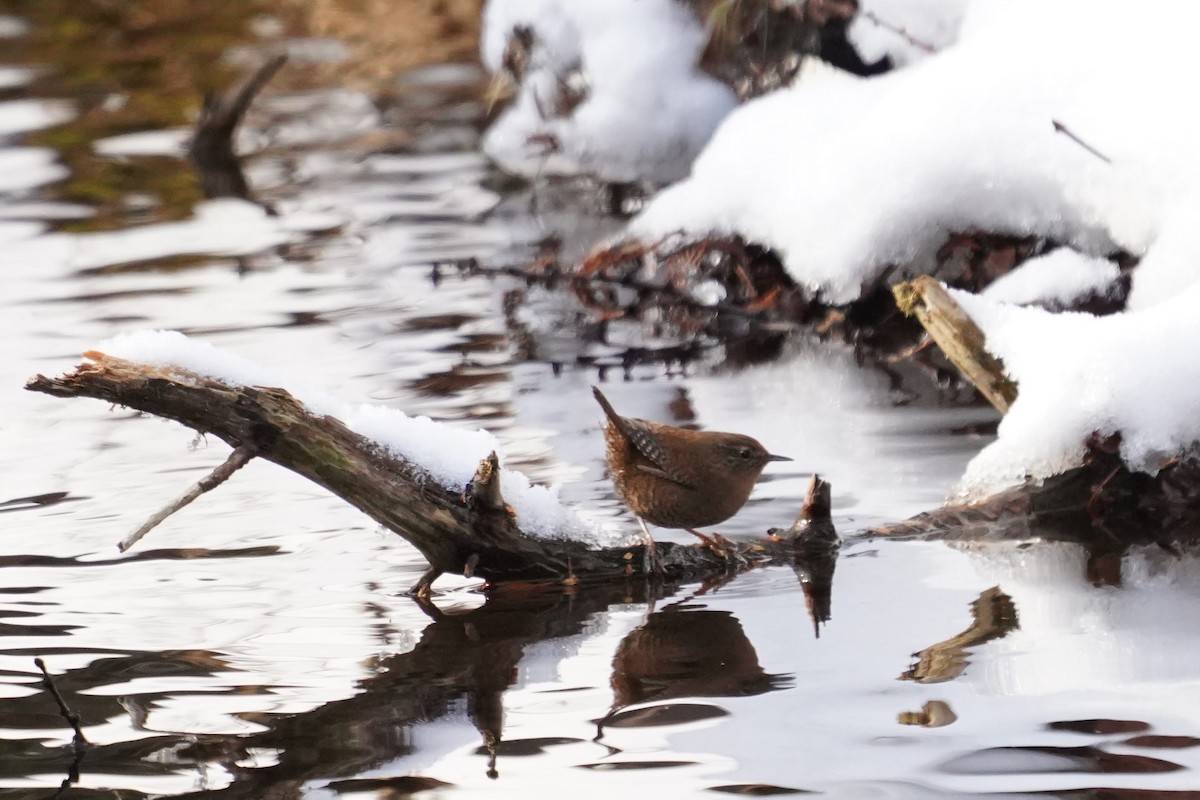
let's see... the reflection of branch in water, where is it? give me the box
[189,54,287,206]
[157,583,667,799]
[900,586,1019,684]
[35,658,89,799]
[898,699,958,728]
[794,548,836,639]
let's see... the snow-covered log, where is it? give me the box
[25,348,813,592]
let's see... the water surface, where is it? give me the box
[2,6,1200,799]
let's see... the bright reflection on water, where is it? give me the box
[2,7,1200,799]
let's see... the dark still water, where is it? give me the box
[2,4,1200,798]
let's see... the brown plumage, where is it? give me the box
[592,386,790,560]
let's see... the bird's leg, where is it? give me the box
[685,528,729,558]
[638,517,664,575]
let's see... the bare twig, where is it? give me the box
[1052,120,1112,164]
[860,10,936,54]
[458,256,799,330]
[34,658,88,749]
[118,445,257,552]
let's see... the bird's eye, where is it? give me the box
[738,447,752,460]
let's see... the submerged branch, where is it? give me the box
[34,658,89,750]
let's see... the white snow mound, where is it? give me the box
[633,0,1200,307]
[480,0,736,184]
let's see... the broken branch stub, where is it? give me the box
[892,276,1018,413]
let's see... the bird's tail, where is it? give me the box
[591,386,626,434]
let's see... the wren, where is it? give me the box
[593,386,791,565]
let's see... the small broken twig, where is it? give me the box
[118,444,257,552]
[1052,120,1112,164]
[893,276,1017,413]
[860,10,936,54]
[34,658,89,749]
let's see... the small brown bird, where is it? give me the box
[593,386,791,565]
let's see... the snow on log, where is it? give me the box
[24,334,818,591]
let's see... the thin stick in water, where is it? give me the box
[34,657,88,748]
[118,445,257,552]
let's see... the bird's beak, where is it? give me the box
[767,454,793,462]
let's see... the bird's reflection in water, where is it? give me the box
[597,603,792,739]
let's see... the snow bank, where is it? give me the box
[954,286,1200,498]
[96,330,604,543]
[633,0,1200,306]
[480,0,736,184]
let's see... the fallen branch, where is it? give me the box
[118,445,256,551]
[27,352,805,591]
[892,275,1018,412]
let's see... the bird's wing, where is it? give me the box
[636,463,693,486]
[624,419,696,489]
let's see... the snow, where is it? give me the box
[849,0,969,67]
[981,248,1121,308]
[587,0,1200,496]
[632,0,1200,306]
[94,330,604,544]
[953,286,1200,498]
[479,0,736,184]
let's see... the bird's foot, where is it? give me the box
[645,538,665,576]
[637,518,665,577]
[686,529,731,559]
